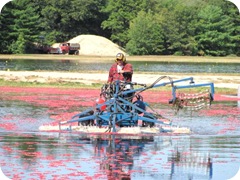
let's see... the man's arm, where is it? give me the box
[120,63,133,74]
[107,65,115,83]
[122,63,133,81]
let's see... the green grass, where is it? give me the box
[0,79,102,89]
[0,78,237,94]
[214,87,238,95]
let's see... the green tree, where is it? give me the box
[157,0,199,55]
[195,5,237,56]
[101,0,147,46]
[41,0,109,44]
[0,2,15,54]
[0,0,239,56]
[126,11,164,55]
[9,0,41,53]
[10,32,27,54]
[223,1,240,56]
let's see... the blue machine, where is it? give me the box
[59,76,214,132]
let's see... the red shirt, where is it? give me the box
[107,62,133,83]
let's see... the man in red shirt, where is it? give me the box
[107,53,133,83]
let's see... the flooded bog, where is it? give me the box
[0,86,240,180]
[0,133,240,180]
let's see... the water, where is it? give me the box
[0,133,240,180]
[1,59,239,73]
[0,86,239,179]
[0,58,239,179]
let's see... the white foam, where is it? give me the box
[0,167,11,180]
[39,125,191,134]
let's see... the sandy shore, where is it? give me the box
[0,70,239,90]
[1,54,240,63]
[1,55,239,90]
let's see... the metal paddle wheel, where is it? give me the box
[59,76,214,133]
[170,78,214,112]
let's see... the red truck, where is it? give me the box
[49,43,80,55]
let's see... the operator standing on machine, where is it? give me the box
[107,53,133,83]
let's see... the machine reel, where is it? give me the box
[172,89,214,112]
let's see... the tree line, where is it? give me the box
[0,0,239,56]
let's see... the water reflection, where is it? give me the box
[1,59,239,73]
[3,133,238,179]
[169,145,212,180]
[92,135,146,180]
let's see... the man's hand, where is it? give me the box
[118,69,124,74]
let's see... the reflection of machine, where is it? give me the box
[72,135,213,179]
[83,135,154,180]
[170,149,213,179]
[59,76,214,133]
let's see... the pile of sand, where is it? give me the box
[68,34,126,56]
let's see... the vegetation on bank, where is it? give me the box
[0,79,237,95]
[0,54,238,95]
[0,0,239,57]
[0,79,102,89]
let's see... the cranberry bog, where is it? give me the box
[0,86,240,179]
[0,85,239,133]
